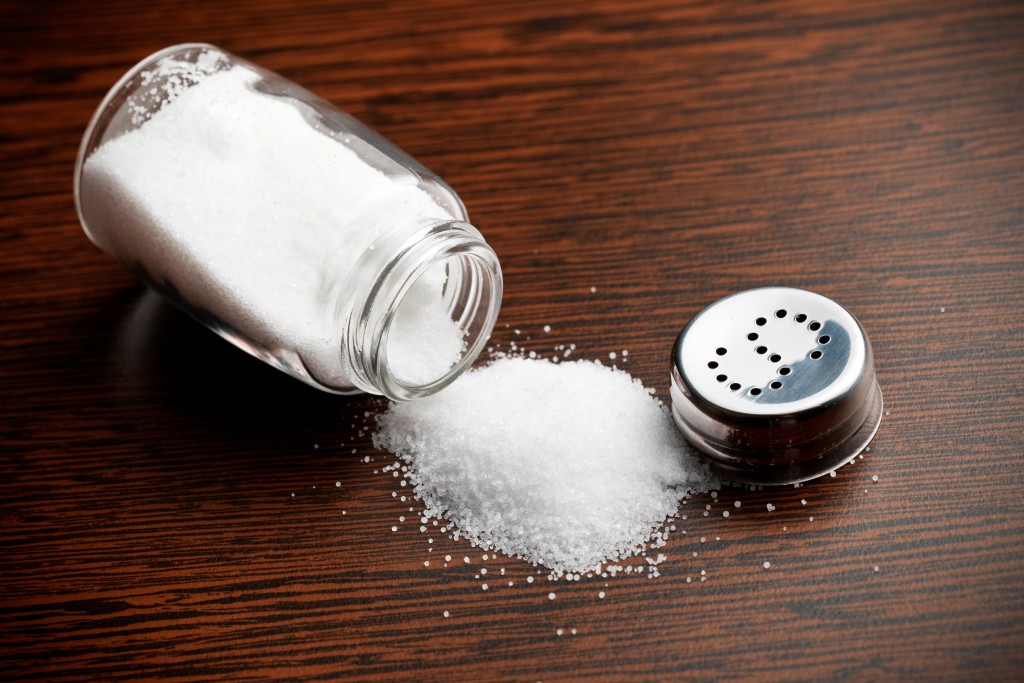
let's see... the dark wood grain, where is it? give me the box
[2,0,1023,680]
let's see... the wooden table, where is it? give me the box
[3,1,1022,680]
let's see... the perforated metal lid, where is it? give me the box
[670,287,882,485]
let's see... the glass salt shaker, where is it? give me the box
[73,43,502,401]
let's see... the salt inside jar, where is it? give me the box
[74,44,502,400]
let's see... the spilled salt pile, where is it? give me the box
[373,357,716,575]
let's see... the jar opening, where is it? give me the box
[348,219,501,401]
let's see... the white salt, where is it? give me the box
[386,267,467,384]
[373,356,716,576]
[81,56,465,388]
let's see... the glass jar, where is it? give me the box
[73,43,502,401]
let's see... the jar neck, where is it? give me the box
[340,218,502,401]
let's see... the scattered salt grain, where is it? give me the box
[548,592,557,600]
[373,357,715,575]
[763,561,771,569]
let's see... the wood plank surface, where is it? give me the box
[1,0,1022,680]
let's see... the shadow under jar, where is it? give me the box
[74,43,502,400]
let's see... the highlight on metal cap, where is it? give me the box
[670,287,883,485]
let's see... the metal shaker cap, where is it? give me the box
[670,287,882,485]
